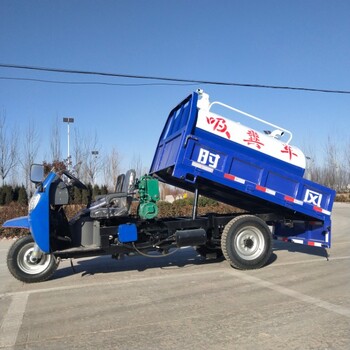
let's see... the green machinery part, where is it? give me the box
[138,175,160,219]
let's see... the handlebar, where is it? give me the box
[208,101,293,144]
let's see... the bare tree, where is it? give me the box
[72,130,101,184]
[323,136,339,191]
[129,153,148,178]
[346,138,350,169]
[339,137,350,192]
[0,111,18,185]
[8,166,21,186]
[302,142,317,181]
[345,138,350,190]
[103,147,121,191]
[50,116,61,162]
[83,132,102,185]
[21,119,39,193]
[303,143,327,185]
[303,134,349,191]
[72,129,88,178]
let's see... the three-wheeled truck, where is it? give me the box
[3,90,336,283]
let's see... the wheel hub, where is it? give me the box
[243,237,254,249]
[17,244,52,275]
[28,253,40,264]
[234,226,265,261]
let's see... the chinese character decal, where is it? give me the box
[206,116,231,139]
[304,189,322,206]
[197,148,220,169]
[281,144,298,160]
[243,130,264,149]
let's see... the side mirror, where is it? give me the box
[30,164,44,184]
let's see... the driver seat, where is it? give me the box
[89,169,136,219]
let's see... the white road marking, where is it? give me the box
[0,268,224,298]
[0,293,29,348]
[226,269,350,318]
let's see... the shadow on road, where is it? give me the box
[50,241,329,281]
[52,247,225,280]
[273,240,329,258]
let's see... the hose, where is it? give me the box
[131,242,179,258]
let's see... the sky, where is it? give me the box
[1,0,350,180]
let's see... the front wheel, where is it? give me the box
[221,215,272,270]
[7,235,59,283]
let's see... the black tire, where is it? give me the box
[221,215,272,270]
[7,235,59,283]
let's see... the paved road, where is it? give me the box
[0,203,349,349]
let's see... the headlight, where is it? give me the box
[28,194,41,212]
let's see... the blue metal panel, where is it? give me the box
[265,172,298,197]
[28,172,57,253]
[3,216,30,229]
[274,217,332,248]
[150,93,198,173]
[230,158,263,184]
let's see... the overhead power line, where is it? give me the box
[0,76,197,87]
[0,63,349,94]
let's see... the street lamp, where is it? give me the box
[63,117,74,170]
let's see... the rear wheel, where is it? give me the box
[7,235,59,283]
[221,215,272,270]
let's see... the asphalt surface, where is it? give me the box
[0,203,349,349]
